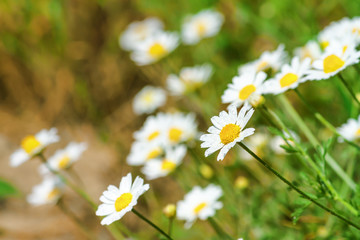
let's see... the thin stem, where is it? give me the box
[208,217,233,240]
[238,142,360,230]
[338,73,360,107]
[168,217,174,237]
[132,209,173,240]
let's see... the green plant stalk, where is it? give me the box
[338,73,360,107]
[238,142,360,230]
[261,104,358,216]
[132,209,173,240]
[278,94,357,191]
[208,217,233,240]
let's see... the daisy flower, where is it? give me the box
[133,113,168,143]
[130,31,179,66]
[96,173,149,225]
[10,128,59,167]
[141,145,187,180]
[221,70,267,108]
[318,17,352,49]
[238,44,288,75]
[164,112,198,146]
[200,104,255,161]
[181,9,224,45]
[27,176,64,206]
[305,41,360,81]
[176,184,223,228]
[133,86,167,115]
[166,64,213,96]
[262,56,311,94]
[294,40,322,62]
[337,115,360,142]
[119,17,164,51]
[126,141,164,166]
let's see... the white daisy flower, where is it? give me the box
[337,115,360,142]
[238,44,288,75]
[119,17,164,51]
[182,9,224,45]
[200,104,255,161]
[221,70,267,108]
[305,41,360,81]
[133,113,168,143]
[133,86,167,115]
[294,40,322,62]
[130,31,179,66]
[27,176,64,206]
[96,173,150,225]
[166,64,213,96]
[141,145,187,180]
[126,141,164,166]
[262,56,311,94]
[10,128,60,167]
[176,184,223,228]
[164,112,198,146]
[318,17,352,49]
[348,17,360,45]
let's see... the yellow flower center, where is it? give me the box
[356,128,360,137]
[194,202,207,214]
[323,54,345,74]
[169,128,183,142]
[58,155,71,169]
[279,73,298,88]
[321,41,329,50]
[148,43,167,59]
[342,45,348,54]
[196,22,207,36]
[135,24,147,39]
[256,61,269,71]
[21,135,41,154]
[115,193,133,212]
[147,131,160,141]
[142,92,154,103]
[161,159,176,171]
[352,27,360,35]
[47,188,60,200]
[239,84,256,100]
[220,124,241,145]
[146,147,162,160]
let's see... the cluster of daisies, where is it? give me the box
[10,128,87,206]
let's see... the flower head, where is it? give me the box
[27,176,64,206]
[126,141,164,166]
[176,184,223,228]
[133,86,167,115]
[200,104,255,161]
[10,128,59,167]
[182,9,224,45]
[337,115,360,142]
[293,40,322,63]
[96,173,149,225]
[164,112,198,146]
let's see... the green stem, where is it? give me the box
[168,217,174,237]
[238,142,360,230]
[208,217,233,240]
[132,209,173,240]
[338,73,360,107]
[278,94,357,191]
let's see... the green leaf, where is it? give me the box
[0,179,18,198]
[291,198,312,224]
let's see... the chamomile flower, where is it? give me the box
[164,112,198,146]
[96,173,149,225]
[306,42,360,81]
[262,56,311,94]
[238,44,288,75]
[294,40,322,62]
[181,9,224,45]
[337,115,360,141]
[27,176,64,206]
[10,128,59,167]
[133,86,167,115]
[119,17,164,51]
[141,145,187,180]
[166,64,213,96]
[348,17,360,45]
[318,17,352,49]
[221,70,267,108]
[176,184,223,228]
[127,141,164,166]
[130,31,179,66]
[133,113,168,143]
[200,104,255,161]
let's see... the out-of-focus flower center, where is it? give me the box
[323,54,345,73]
[147,131,160,141]
[280,73,298,88]
[356,128,360,137]
[196,22,207,36]
[147,147,162,160]
[161,159,176,171]
[256,61,269,71]
[148,43,167,59]
[47,188,60,200]
[239,84,256,100]
[194,202,207,214]
[169,127,183,142]
[58,155,71,169]
[220,124,241,145]
[352,27,360,35]
[321,41,329,50]
[115,193,133,212]
[342,45,348,54]
[134,24,147,39]
[142,92,154,103]
[21,135,41,154]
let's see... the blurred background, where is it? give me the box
[1,0,360,239]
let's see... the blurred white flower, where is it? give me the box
[133,113,169,144]
[133,86,166,115]
[27,176,64,206]
[182,9,224,45]
[126,141,164,166]
[294,40,322,62]
[10,128,59,167]
[96,173,149,225]
[164,112,198,146]
[176,184,223,228]
[337,115,360,142]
